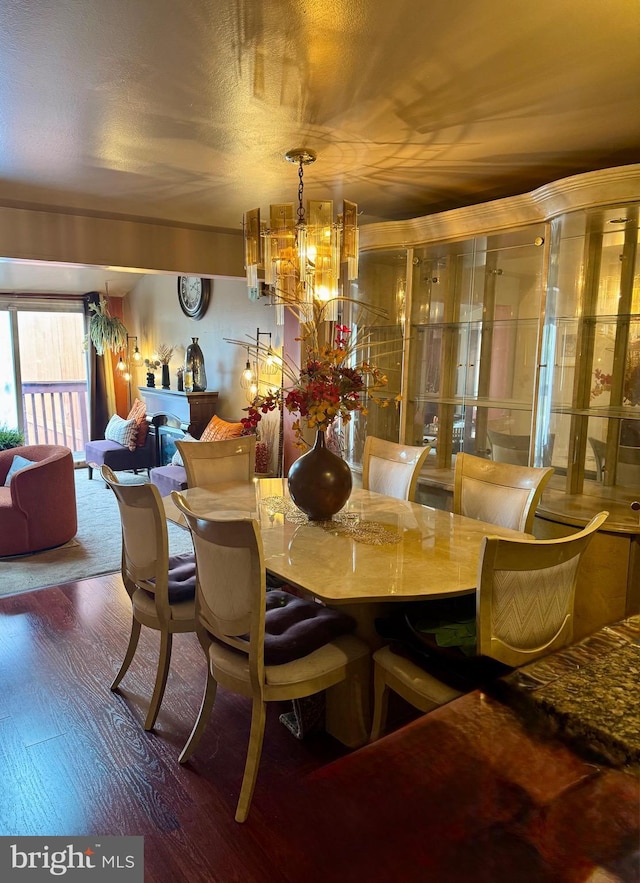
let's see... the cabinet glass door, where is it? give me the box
[342,250,405,466]
[540,206,640,498]
[407,225,546,470]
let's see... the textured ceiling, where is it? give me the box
[0,0,638,292]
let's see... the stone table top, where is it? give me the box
[500,614,640,772]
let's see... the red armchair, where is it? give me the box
[0,445,77,557]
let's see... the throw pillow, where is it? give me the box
[105,414,138,451]
[3,454,36,487]
[171,433,197,467]
[200,415,244,443]
[127,398,149,447]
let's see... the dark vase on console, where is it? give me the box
[161,364,170,389]
[185,337,207,392]
[146,371,155,388]
[288,430,352,521]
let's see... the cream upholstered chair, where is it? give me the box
[175,435,256,487]
[171,492,370,823]
[101,466,197,731]
[589,436,640,485]
[454,452,554,534]
[486,429,530,466]
[370,510,609,740]
[362,436,431,502]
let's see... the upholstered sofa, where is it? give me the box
[0,444,77,556]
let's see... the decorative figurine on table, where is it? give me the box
[144,356,161,389]
[177,366,184,392]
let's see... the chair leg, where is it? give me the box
[144,631,173,731]
[88,465,93,480]
[178,667,218,764]
[111,617,142,692]
[235,698,267,823]
[370,664,390,742]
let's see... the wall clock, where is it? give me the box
[177,276,211,320]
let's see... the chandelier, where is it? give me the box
[244,148,359,324]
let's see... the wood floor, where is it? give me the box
[0,573,638,882]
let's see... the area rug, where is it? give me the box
[0,468,194,597]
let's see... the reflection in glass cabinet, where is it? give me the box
[353,165,640,524]
[540,206,640,499]
[407,226,546,469]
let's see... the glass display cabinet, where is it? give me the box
[352,165,640,637]
[406,224,547,470]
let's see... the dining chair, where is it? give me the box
[362,436,431,502]
[175,435,256,487]
[487,429,556,468]
[101,465,197,731]
[370,510,609,740]
[171,491,370,823]
[486,429,530,466]
[454,452,554,534]
[589,436,640,485]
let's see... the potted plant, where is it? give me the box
[0,424,25,451]
[87,296,128,356]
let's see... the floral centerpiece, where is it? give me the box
[238,304,395,448]
[226,296,399,520]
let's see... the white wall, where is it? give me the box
[123,274,282,422]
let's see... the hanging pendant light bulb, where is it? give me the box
[240,347,257,402]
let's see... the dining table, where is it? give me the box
[164,477,527,746]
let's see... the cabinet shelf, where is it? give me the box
[550,405,640,419]
[414,395,533,410]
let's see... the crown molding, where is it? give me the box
[359,164,640,251]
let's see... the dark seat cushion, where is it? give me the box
[262,590,356,665]
[167,553,197,602]
[145,552,196,603]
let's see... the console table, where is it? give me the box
[137,386,219,437]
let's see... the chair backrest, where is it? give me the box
[487,429,530,466]
[589,436,640,485]
[101,465,172,619]
[362,436,431,502]
[453,452,554,534]
[477,511,608,666]
[176,436,256,488]
[171,493,267,685]
[588,437,606,481]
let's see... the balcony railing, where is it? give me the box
[22,381,89,453]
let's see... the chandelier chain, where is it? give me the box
[297,161,305,226]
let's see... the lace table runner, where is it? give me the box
[261,496,401,546]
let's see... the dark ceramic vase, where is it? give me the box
[288,430,352,521]
[161,364,170,389]
[185,337,207,392]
